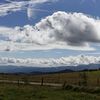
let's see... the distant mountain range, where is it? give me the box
[0,55,100,73]
[0,63,100,74]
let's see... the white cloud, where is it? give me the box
[0,55,100,67]
[0,1,26,16]
[0,0,57,18]
[27,7,50,20]
[0,11,100,51]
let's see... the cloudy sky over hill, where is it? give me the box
[0,0,100,61]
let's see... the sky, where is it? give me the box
[0,0,100,59]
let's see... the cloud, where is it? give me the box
[0,55,100,67]
[27,7,50,20]
[34,12,100,46]
[0,11,100,51]
[0,0,57,18]
[0,0,28,16]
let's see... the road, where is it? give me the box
[0,80,62,87]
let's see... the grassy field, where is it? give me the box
[0,70,100,86]
[0,83,100,100]
[0,71,100,99]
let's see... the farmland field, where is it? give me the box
[0,83,100,100]
[0,70,100,86]
[0,70,100,100]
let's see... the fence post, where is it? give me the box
[62,81,67,89]
[41,77,44,86]
[17,80,20,86]
[79,72,88,86]
[97,78,100,86]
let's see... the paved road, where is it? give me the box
[0,80,62,87]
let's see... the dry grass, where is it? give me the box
[0,70,100,86]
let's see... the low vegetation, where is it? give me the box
[0,70,100,100]
[0,70,100,86]
[0,83,100,100]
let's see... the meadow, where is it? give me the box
[0,70,100,100]
[0,70,100,86]
[0,83,100,100]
